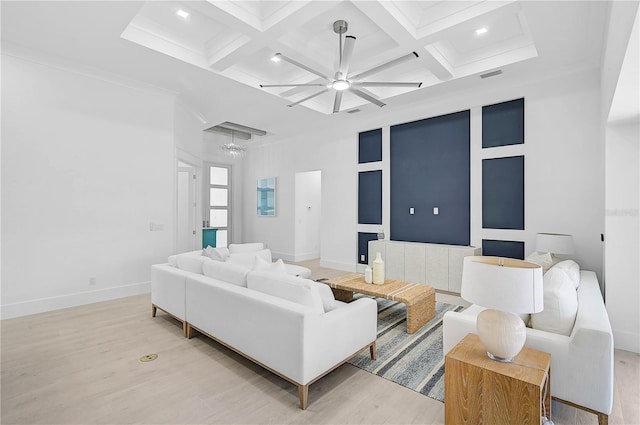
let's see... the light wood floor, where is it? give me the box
[1,260,638,425]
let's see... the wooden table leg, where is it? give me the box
[405,292,435,334]
[331,288,354,302]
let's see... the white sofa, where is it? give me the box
[443,269,613,425]
[151,248,377,409]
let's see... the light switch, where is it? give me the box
[433,207,439,215]
[410,207,415,215]
[360,254,365,262]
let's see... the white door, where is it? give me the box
[294,170,322,261]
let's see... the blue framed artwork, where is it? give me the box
[257,177,276,216]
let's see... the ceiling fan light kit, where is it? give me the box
[260,20,422,113]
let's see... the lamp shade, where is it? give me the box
[536,233,573,255]
[460,256,544,314]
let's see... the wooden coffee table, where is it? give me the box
[322,273,435,334]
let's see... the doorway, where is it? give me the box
[176,160,197,253]
[294,170,322,261]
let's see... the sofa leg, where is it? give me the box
[598,413,608,425]
[151,304,157,317]
[186,323,193,339]
[182,321,188,338]
[298,384,308,410]
[370,341,377,360]
[553,397,608,425]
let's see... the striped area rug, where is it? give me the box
[348,297,464,403]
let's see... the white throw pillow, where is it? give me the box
[525,251,555,274]
[550,260,580,289]
[228,243,265,254]
[202,260,249,287]
[202,246,230,262]
[227,249,273,269]
[254,256,288,274]
[247,271,324,314]
[530,266,578,336]
[314,281,337,312]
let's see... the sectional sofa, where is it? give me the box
[150,246,378,409]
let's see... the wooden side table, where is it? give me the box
[445,333,551,425]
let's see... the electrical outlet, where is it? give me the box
[433,207,439,215]
[410,207,415,215]
[149,222,165,231]
[89,277,96,286]
[360,254,365,262]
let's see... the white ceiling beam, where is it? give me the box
[352,1,454,81]
[200,1,336,73]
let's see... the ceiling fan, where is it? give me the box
[260,20,422,113]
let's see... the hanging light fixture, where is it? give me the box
[220,130,246,158]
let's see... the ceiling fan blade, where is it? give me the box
[349,88,386,108]
[350,52,419,81]
[351,82,422,88]
[339,35,356,78]
[260,83,326,88]
[287,88,330,107]
[274,53,331,81]
[333,91,343,113]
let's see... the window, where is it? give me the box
[206,164,230,247]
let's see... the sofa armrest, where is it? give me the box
[304,298,378,383]
[151,264,188,320]
[564,271,614,414]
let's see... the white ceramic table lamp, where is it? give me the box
[460,256,544,362]
[536,233,574,256]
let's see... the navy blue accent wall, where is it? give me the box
[358,233,378,264]
[482,98,524,148]
[482,156,525,229]
[358,170,382,224]
[390,110,470,246]
[482,239,525,260]
[359,128,382,163]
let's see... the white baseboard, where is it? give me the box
[319,259,356,273]
[293,251,320,262]
[613,329,640,353]
[1,281,151,320]
[271,251,296,262]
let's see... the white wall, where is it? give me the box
[1,52,176,318]
[294,170,321,261]
[241,69,604,278]
[242,142,296,259]
[605,122,639,352]
[601,2,639,353]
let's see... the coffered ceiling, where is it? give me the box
[121,1,538,114]
[1,1,610,141]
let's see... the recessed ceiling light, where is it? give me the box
[176,9,189,19]
[271,54,281,63]
[475,27,488,35]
